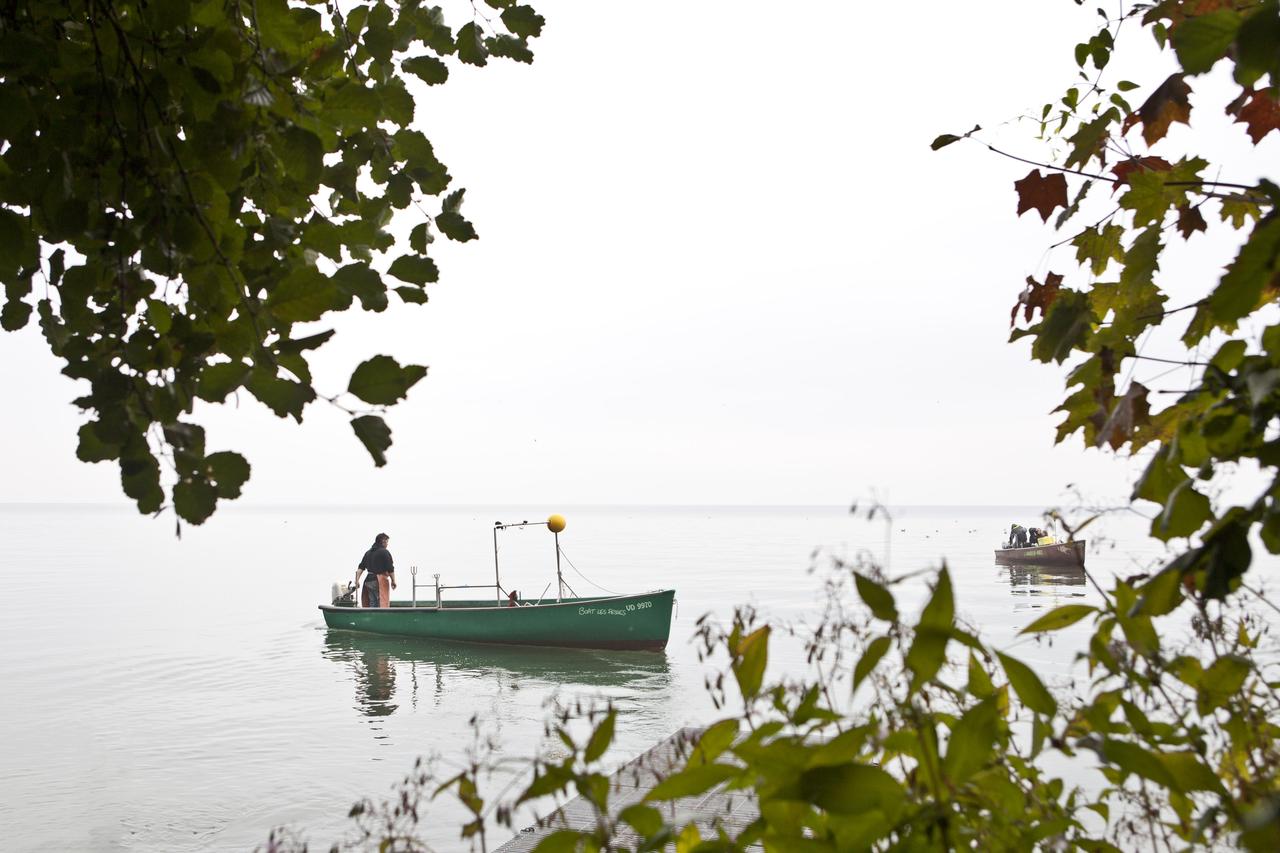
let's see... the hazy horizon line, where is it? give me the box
[0,500,1107,511]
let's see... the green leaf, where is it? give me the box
[1101,739,1180,791]
[348,355,428,405]
[584,708,616,763]
[207,451,250,499]
[388,254,440,285]
[943,696,999,785]
[1031,290,1093,363]
[486,35,534,64]
[197,362,251,403]
[853,635,891,692]
[266,268,339,323]
[996,651,1057,715]
[1155,478,1212,539]
[1210,339,1247,372]
[395,286,428,304]
[437,210,478,242]
[1133,568,1184,617]
[1235,4,1280,88]
[501,5,545,38]
[854,574,897,621]
[0,208,30,276]
[76,422,120,462]
[146,299,173,335]
[930,133,961,150]
[282,126,324,187]
[644,763,740,802]
[409,222,434,253]
[173,476,218,525]
[1171,9,1242,74]
[1197,654,1251,714]
[967,652,994,699]
[402,55,449,85]
[1157,751,1226,794]
[0,295,31,331]
[457,22,489,66]
[919,567,954,631]
[246,370,315,421]
[905,627,949,688]
[798,763,904,816]
[351,415,393,467]
[1072,224,1125,276]
[530,830,585,853]
[1208,217,1280,327]
[1020,604,1097,634]
[691,719,738,765]
[334,263,389,313]
[619,805,665,837]
[731,625,769,699]
[120,449,164,514]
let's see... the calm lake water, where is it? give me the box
[0,503,1199,851]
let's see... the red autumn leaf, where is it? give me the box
[1227,89,1280,144]
[1014,169,1069,223]
[1097,381,1151,450]
[1112,156,1173,189]
[1011,272,1064,326]
[1122,74,1193,146]
[1177,206,1208,239]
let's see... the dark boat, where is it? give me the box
[994,539,1086,567]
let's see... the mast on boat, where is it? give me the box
[492,514,569,604]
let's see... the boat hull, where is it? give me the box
[994,540,1086,567]
[319,589,676,651]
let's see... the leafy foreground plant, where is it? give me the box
[0,0,543,525]
[263,550,1280,852]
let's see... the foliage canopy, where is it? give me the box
[0,0,543,525]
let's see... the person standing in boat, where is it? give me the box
[354,533,397,608]
[1008,523,1029,548]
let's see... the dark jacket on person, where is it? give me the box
[359,543,395,575]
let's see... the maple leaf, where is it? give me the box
[1097,381,1151,451]
[1014,169,1069,222]
[1227,88,1280,144]
[1122,74,1193,145]
[1112,156,1173,189]
[1177,205,1208,239]
[1011,272,1064,326]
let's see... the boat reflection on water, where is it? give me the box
[1002,561,1088,591]
[321,629,674,721]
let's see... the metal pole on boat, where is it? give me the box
[411,565,417,608]
[547,514,567,602]
[554,531,563,602]
[493,523,502,606]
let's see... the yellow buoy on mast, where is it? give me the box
[547,514,566,533]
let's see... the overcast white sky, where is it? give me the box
[2,1,1273,511]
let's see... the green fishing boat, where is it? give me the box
[320,590,676,651]
[319,515,676,651]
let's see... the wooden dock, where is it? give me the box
[496,727,759,850]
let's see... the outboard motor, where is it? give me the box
[331,581,358,607]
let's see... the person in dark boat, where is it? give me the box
[1009,523,1029,548]
[354,533,397,608]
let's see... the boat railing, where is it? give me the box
[408,573,507,609]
